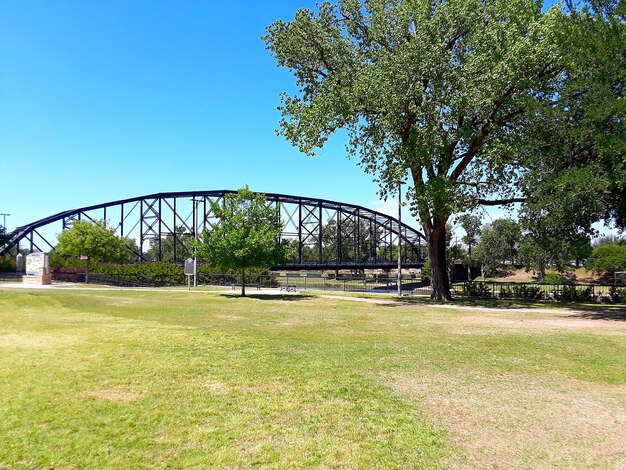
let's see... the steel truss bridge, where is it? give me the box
[1,190,427,270]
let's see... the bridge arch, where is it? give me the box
[2,190,427,270]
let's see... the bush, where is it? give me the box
[464,282,492,297]
[610,286,626,303]
[511,284,542,300]
[91,263,185,286]
[543,273,563,284]
[557,285,594,302]
[499,285,512,298]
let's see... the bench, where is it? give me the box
[231,283,261,290]
[280,285,297,292]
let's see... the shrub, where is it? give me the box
[464,282,492,297]
[511,284,542,300]
[91,263,185,286]
[499,285,512,298]
[609,286,626,303]
[557,285,595,302]
[543,273,563,284]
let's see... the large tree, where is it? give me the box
[264,0,623,300]
[55,220,130,282]
[195,187,284,296]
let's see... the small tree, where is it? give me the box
[195,187,284,296]
[55,220,130,282]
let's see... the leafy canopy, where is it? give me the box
[195,187,284,272]
[586,244,626,276]
[265,0,565,220]
[55,220,130,267]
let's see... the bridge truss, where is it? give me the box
[1,190,427,270]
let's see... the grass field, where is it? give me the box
[1,287,625,469]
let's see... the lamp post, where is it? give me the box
[192,197,198,287]
[397,184,402,296]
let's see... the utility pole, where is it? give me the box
[397,184,402,296]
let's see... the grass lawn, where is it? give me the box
[1,288,625,469]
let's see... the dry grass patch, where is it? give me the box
[388,372,626,469]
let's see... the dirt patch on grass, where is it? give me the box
[84,389,142,402]
[388,372,626,469]
[454,313,626,335]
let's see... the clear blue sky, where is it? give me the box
[1,0,598,241]
[1,0,395,233]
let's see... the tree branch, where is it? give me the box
[450,85,516,181]
[477,197,526,206]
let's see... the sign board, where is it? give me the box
[184,258,196,276]
[25,252,49,276]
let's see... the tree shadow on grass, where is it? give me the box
[566,309,626,321]
[220,293,314,301]
[346,295,626,317]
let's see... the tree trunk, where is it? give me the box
[427,221,452,301]
[241,268,246,297]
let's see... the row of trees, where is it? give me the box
[452,215,625,281]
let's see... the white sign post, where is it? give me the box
[184,258,196,290]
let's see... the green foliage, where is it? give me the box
[474,219,521,276]
[0,225,10,247]
[498,285,512,299]
[456,214,482,259]
[543,273,563,284]
[517,220,590,281]
[195,187,283,295]
[463,282,492,298]
[92,262,185,286]
[55,220,131,281]
[511,284,542,300]
[609,286,626,303]
[519,1,626,229]
[586,244,626,276]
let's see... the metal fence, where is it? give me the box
[44,272,626,303]
[0,272,22,282]
[451,281,625,303]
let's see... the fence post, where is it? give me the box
[343,279,346,291]
[305,276,307,290]
[323,277,326,290]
